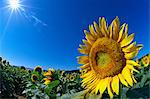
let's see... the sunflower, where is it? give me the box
[69,74,76,81]
[31,74,38,82]
[141,56,149,67]
[148,54,150,64]
[44,77,52,85]
[60,70,65,76]
[78,17,143,98]
[43,68,53,76]
[34,66,42,73]
[80,68,90,76]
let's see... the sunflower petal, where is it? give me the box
[122,42,136,52]
[82,72,94,83]
[120,33,134,47]
[82,76,94,87]
[132,75,137,83]
[84,30,95,45]
[78,48,89,54]
[111,76,119,95]
[95,79,102,94]
[127,65,139,73]
[77,56,89,64]
[122,67,133,86]
[99,78,109,97]
[126,60,140,67]
[80,70,92,78]
[121,24,128,41]
[107,77,113,99]
[80,63,90,69]
[118,74,128,87]
[89,25,98,38]
[123,43,143,53]
[82,39,92,49]
[100,17,108,37]
[94,21,103,37]
[112,16,120,41]
[108,23,113,38]
[86,77,98,89]
[117,23,126,42]
[125,51,138,59]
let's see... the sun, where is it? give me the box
[7,0,22,11]
[9,0,20,9]
[78,17,143,98]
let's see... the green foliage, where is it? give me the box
[56,70,82,96]
[0,58,30,98]
[23,68,60,98]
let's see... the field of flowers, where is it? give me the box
[0,54,149,99]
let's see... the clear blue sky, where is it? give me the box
[0,0,149,70]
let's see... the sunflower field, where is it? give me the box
[0,53,149,99]
[0,17,150,99]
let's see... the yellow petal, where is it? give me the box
[99,78,109,96]
[125,51,138,59]
[126,60,140,67]
[98,17,101,27]
[122,42,136,52]
[82,39,92,49]
[84,30,95,45]
[112,16,120,41]
[123,43,143,53]
[127,65,139,73]
[117,23,126,42]
[107,77,113,99]
[79,44,87,49]
[121,24,128,41]
[111,76,119,95]
[80,63,90,69]
[81,72,94,83]
[100,17,108,37]
[120,33,134,47]
[77,56,89,64]
[89,25,98,38]
[78,48,89,54]
[132,75,137,83]
[108,23,113,38]
[93,21,103,37]
[95,79,102,94]
[44,80,51,85]
[122,67,133,86]
[86,77,98,89]
[118,74,128,87]
[82,72,94,84]
[80,69,92,78]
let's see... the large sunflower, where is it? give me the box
[78,17,143,98]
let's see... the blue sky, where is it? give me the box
[0,0,149,70]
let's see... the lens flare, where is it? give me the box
[8,0,21,10]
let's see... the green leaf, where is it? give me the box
[44,86,52,96]
[48,80,60,88]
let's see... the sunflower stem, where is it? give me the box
[119,84,123,99]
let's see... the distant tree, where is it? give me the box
[0,57,2,62]
[3,60,6,64]
[21,66,26,70]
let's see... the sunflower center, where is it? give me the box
[32,75,38,81]
[89,37,126,79]
[96,52,111,68]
